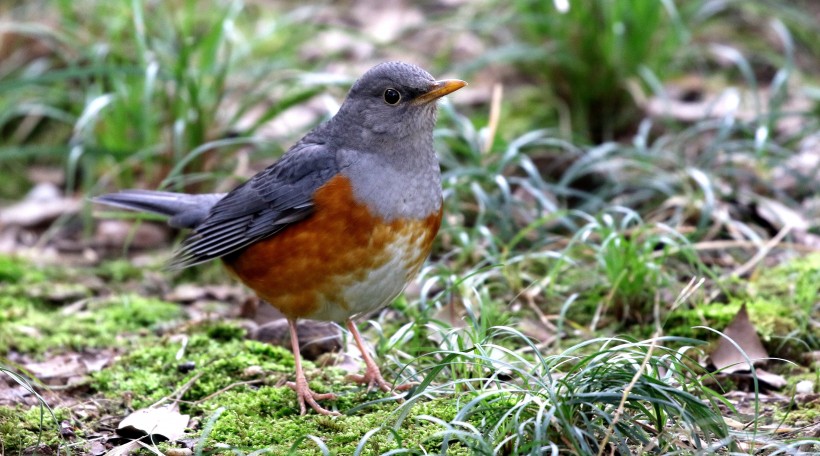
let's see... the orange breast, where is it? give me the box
[223,174,441,321]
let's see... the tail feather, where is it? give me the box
[93,190,225,229]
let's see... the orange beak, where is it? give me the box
[413,79,467,105]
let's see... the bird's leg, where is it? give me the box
[285,319,339,416]
[345,319,413,393]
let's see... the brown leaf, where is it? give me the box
[24,354,86,385]
[753,368,787,390]
[94,219,169,249]
[710,304,768,373]
[24,352,112,386]
[754,196,809,231]
[0,183,79,228]
[116,405,189,442]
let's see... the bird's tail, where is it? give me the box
[93,190,225,229]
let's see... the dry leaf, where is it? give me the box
[116,405,189,442]
[0,182,79,228]
[753,368,787,389]
[710,304,768,373]
[94,219,168,249]
[754,196,809,231]
[25,354,86,385]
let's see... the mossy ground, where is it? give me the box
[1,252,818,454]
[0,254,471,454]
[665,253,820,360]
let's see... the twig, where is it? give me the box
[150,371,204,409]
[481,83,503,155]
[192,379,265,405]
[722,224,793,279]
[596,330,660,456]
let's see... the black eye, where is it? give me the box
[383,88,401,105]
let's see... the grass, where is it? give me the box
[494,0,692,142]
[0,0,327,200]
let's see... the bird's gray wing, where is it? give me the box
[170,140,341,269]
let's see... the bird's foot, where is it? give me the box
[286,378,339,416]
[346,365,415,394]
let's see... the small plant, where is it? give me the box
[506,0,691,141]
[569,207,700,324]
[401,328,731,454]
[0,367,65,453]
[0,0,325,198]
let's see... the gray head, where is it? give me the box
[328,62,466,152]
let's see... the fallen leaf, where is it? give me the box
[116,405,189,442]
[754,196,809,231]
[94,219,169,249]
[103,440,141,456]
[25,354,86,385]
[752,368,787,389]
[0,182,80,228]
[89,440,107,455]
[710,304,768,373]
[23,352,112,386]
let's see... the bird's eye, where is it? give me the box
[383,88,401,105]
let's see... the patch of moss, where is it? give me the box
[199,395,468,455]
[0,293,182,356]
[0,254,47,283]
[666,299,809,358]
[0,403,70,454]
[665,254,820,358]
[772,382,820,427]
[92,323,295,409]
[751,253,820,308]
[89,321,471,454]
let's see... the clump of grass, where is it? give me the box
[567,207,701,324]
[502,0,691,141]
[388,325,731,454]
[0,0,326,200]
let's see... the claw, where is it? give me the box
[287,379,339,416]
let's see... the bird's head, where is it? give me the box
[332,62,466,149]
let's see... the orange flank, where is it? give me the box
[223,175,442,321]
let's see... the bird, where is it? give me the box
[93,61,466,416]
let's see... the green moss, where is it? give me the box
[665,254,820,358]
[199,396,468,455]
[0,404,69,454]
[0,254,47,283]
[205,321,248,341]
[751,253,820,308]
[772,383,820,426]
[92,258,153,283]
[86,320,474,454]
[92,324,295,409]
[0,293,182,355]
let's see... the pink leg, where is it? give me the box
[285,319,339,416]
[345,319,413,393]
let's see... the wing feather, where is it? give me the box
[169,139,340,269]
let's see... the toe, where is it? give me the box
[287,381,339,416]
